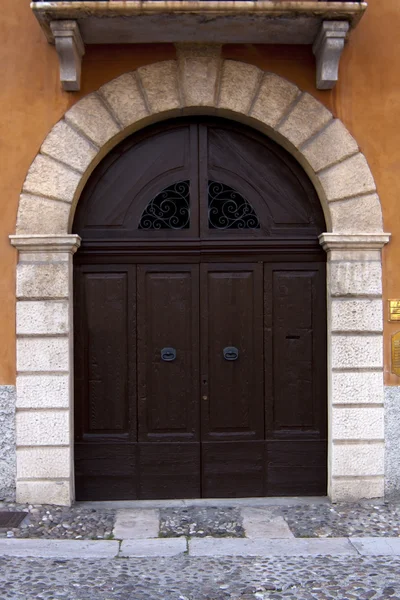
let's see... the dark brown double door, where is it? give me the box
[74,118,327,500]
[74,259,327,500]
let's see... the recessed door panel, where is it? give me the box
[137,265,200,441]
[200,264,264,439]
[202,441,265,498]
[264,264,327,436]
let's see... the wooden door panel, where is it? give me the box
[85,272,130,433]
[264,263,327,438]
[137,264,200,442]
[139,443,200,499]
[266,441,327,496]
[75,443,137,501]
[202,441,265,497]
[74,265,136,440]
[200,263,264,440]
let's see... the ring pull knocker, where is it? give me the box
[223,346,239,361]
[161,347,176,362]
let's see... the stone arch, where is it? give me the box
[10,48,390,505]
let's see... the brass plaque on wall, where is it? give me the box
[392,332,400,377]
[389,300,400,321]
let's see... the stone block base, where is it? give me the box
[385,386,400,501]
[0,386,16,501]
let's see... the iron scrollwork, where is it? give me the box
[208,181,260,230]
[139,180,190,230]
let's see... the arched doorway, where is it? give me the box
[73,117,326,500]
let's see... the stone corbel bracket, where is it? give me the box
[50,20,85,92]
[313,21,349,90]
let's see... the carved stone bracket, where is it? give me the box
[50,20,85,92]
[313,21,349,90]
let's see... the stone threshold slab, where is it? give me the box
[1,537,400,559]
[0,539,119,558]
[120,538,187,557]
[349,538,400,556]
[189,537,357,556]
[78,496,330,510]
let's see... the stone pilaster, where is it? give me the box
[9,234,81,506]
[320,233,390,501]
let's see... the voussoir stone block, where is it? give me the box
[16,374,69,409]
[17,337,69,372]
[65,93,120,147]
[332,406,384,440]
[277,92,332,148]
[250,73,299,129]
[331,299,383,333]
[332,443,384,477]
[330,194,384,234]
[329,261,382,297]
[177,45,221,107]
[99,73,149,128]
[17,263,69,299]
[318,153,376,202]
[23,155,80,203]
[332,371,384,405]
[16,480,71,506]
[17,301,69,335]
[331,477,384,502]
[138,61,181,114]
[332,334,383,370]
[301,119,358,172]
[218,61,261,115]
[16,195,70,235]
[17,447,71,479]
[16,410,69,446]
[41,120,97,173]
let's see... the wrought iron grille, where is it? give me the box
[208,181,260,230]
[138,180,190,230]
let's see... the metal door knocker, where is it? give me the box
[223,346,239,361]
[161,347,176,362]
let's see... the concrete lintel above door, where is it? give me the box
[31,1,367,91]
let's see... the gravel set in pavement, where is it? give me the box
[159,506,245,537]
[1,501,400,539]
[0,555,399,599]
[0,504,114,540]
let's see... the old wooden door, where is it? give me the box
[73,119,327,500]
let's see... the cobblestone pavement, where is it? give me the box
[0,555,399,599]
[1,500,400,539]
[0,503,114,540]
[160,507,245,537]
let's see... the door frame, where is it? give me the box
[10,50,390,505]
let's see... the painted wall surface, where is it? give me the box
[0,0,399,384]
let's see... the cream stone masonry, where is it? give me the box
[176,44,222,107]
[99,73,149,128]
[332,443,385,477]
[331,299,383,333]
[321,233,388,502]
[16,375,69,409]
[10,51,390,505]
[10,235,80,505]
[17,301,69,336]
[332,372,384,406]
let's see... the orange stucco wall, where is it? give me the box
[0,0,399,384]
